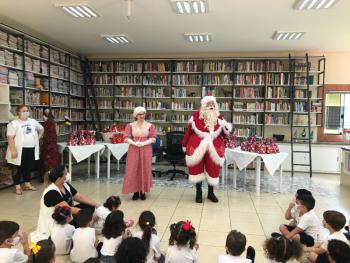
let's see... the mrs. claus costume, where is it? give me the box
[181,96,232,203]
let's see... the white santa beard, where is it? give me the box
[200,108,219,128]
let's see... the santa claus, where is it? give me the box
[181,96,232,203]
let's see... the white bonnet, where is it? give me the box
[133,106,146,118]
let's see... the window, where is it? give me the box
[324,93,350,134]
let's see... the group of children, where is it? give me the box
[1,189,350,263]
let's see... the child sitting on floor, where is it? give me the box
[50,206,75,255]
[0,221,30,263]
[284,189,312,227]
[70,209,99,263]
[306,210,348,263]
[327,239,350,263]
[29,239,56,263]
[165,220,198,263]
[218,230,255,263]
[279,194,321,247]
[94,195,133,234]
[263,236,303,263]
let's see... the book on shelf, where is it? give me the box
[71,57,83,72]
[235,61,265,72]
[294,61,311,72]
[233,101,264,111]
[24,40,48,60]
[51,79,69,94]
[202,86,216,97]
[94,87,114,97]
[51,108,68,121]
[0,29,22,51]
[267,73,290,85]
[0,49,22,69]
[71,84,85,97]
[203,74,232,85]
[267,60,288,71]
[144,62,170,72]
[50,49,69,66]
[143,87,167,97]
[234,87,262,98]
[218,102,230,111]
[50,94,68,107]
[265,102,290,112]
[116,75,142,85]
[50,64,69,79]
[172,74,201,85]
[204,61,233,72]
[145,101,169,110]
[233,127,260,138]
[115,86,142,97]
[25,90,42,105]
[294,75,314,85]
[147,113,167,122]
[31,108,43,120]
[143,75,170,85]
[10,90,23,105]
[234,74,265,85]
[170,114,190,123]
[92,74,114,85]
[115,100,136,109]
[90,61,113,72]
[115,62,142,72]
[70,110,84,121]
[70,98,84,108]
[233,114,260,124]
[171,102,195,111]
[294,89,312,99]
[71,71,84,85]
[264,114,289,125]
[174,61,201,72]
[266,86,289,99]
[0,126,6,140]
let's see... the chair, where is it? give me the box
[161,131,188,180]
[152,135,162,177]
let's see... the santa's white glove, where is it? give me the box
[126,138,137,146]
[224,122,233,133]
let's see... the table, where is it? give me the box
[104,143,129,178]
[57,142,105,181]
[223,147,288,195]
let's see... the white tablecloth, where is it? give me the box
[225,147,288,176]
[104,143,129,161]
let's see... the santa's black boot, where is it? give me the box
[195,182,203,203]
[207,185,219,203]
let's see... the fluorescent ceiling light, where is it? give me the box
[294,0,339,10]
[102,35,131,44]
[184,33,211,42]
[272,31,305,40]
[55,3,100,18]
[170,0,208,14]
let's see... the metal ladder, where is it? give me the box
[290,53,312,177]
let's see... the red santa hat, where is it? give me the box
[201,96,218,110]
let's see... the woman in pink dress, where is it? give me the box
[122,106,157,200]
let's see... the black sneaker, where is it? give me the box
[140,192,146,200]
[246,246,255,263]
[132,192,139,200]
[271,232,282,238]
[207,192,219,203]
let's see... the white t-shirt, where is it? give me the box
[0,248,28,263]
[70,227,98,263]
[133,231,161,263]
[165,245,197,263]
[264,259,281,263]
[218,254,252,263]
[297,210,321,240]
[50,223,75,255]
[101,235,123,256]
[7,119,41,148]
[321,230,349,250]
[94,206,111,233]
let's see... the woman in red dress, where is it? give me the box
[122,106,157,200]
[40,109,59,180]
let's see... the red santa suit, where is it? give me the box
[181,98,232,186]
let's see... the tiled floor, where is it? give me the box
[1,165,350,263]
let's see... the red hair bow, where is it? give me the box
[182,220,193,231]
[62,206,70,212]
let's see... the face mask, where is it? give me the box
[10,236,20,246]
[21,112,30,119]
[64,172,71,183]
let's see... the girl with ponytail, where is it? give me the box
[134,211,163,263]
[263,236,303,263]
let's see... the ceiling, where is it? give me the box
[0,0,350,56]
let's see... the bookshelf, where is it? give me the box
[86,56,325,142]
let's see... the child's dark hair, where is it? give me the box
[226,230,246,256]
[138,211,156,253]
[31,239,56,263]
[76,209,93,227]
[0,221,19,244]
[52,206,71,225]
[115,237,147,263]
[168,221,196,249]
[102,210,126,239]
[297,194,315,211]
[323,210,347,231]
[327,239,350,263]
[103,196,121,211]
[296,189,312,198]
[263,237,303,263]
